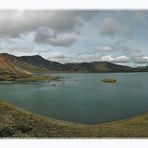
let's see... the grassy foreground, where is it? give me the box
[0,101,148,137]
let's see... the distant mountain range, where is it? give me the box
[0,53,148,75]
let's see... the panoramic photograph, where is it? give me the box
[0,10,148,137]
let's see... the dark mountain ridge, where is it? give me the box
[0,53,148,74]
[19,55,63,72]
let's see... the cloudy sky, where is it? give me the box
[0,10,148,66]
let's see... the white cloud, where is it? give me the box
[96,46,113,52]
[34,28,76,47]
[47,52,84,63]
[133,56,148,64]
[99,17,120,36]
[100,55,130,63]
[46,37,76,47]
[0,10,93,38]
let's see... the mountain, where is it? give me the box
[63,61,132,72]
[19,55,63,72]
[0,53,148,74]
[0,53,33,74]
[0,53,64,74]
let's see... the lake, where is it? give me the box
[0,72,148,124]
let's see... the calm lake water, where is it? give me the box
[0,72,148,124]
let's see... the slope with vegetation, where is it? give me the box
[0,101,148,137]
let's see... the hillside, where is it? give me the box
[0,53,148,74]
[0,53,64,74]
[0,101,148,137]
[19,55,63,72]
[0,53,32,75]
[63,61,132,72]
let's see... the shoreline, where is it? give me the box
[0,73,60,82]
[0,100,148,137]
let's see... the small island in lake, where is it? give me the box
[102,78,117,83]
